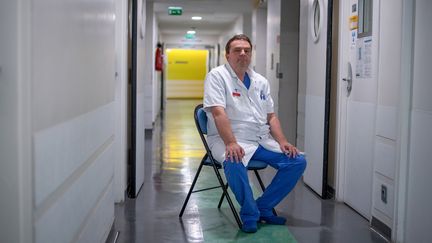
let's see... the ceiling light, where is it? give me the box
[187,30,196,34]
[191,16,202,20]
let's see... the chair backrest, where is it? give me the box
[194,104,214,154]
[194,104,207,135]
[193,103,268,170]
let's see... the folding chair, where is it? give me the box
[179,104,274,229]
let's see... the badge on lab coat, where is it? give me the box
[260,90,266,100]
[232,89,241,97]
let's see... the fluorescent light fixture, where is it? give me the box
[187,30,196,34]
[191,16,202,20]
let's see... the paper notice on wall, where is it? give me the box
[349,14,358,49]
[351,30,357,49]
[355,36,372,79]
[349,15,358,30]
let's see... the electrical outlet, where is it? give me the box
[381,185,387,204]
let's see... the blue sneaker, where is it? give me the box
[259,215,287,225]
[241,220,258,233]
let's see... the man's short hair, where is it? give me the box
[225,34,252,54]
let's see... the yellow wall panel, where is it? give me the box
[166,49,208,80]
[166,49,208,98]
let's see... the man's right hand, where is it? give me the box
[225,142,245,163]
[211,106,244,163]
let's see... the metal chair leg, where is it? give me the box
[211,161,242,229]
[179,157,206,217]
[217,183,229,208]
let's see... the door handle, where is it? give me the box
[275,62,283,79]
[343,62,353,96]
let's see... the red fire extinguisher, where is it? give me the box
[155,42,163,71]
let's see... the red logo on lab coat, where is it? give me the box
[232,89,241,97]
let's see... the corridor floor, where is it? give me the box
[109,99,388,243]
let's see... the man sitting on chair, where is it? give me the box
[203,34,307,233]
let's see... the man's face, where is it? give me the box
[226,39,252,71]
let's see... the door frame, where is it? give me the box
[127,0,138,198]
[395,0,414,240]
[334,0,350,201]
[302,0,333,199]
[322,0,334,199]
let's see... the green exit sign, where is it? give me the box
[168,7,182,15]
[185,33,195,39]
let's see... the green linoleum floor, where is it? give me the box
[111,99,389,243]
[183,164,297,243]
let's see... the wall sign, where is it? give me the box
[355,36,372,79]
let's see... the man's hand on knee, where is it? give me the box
[225,142,245,163]
[280,142,299,158]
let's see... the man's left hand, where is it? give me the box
[280,142,299,158]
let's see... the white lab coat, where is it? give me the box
[203,64,282,166]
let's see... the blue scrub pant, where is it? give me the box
[223,145,307,223]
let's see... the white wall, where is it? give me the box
[153,19,161,123]
[266,0,281,113]
[0,1,32,242]
[404,1,432,242]
[144,1,155,129]
[1,0,117,242]
[162,34,220,47]
[32,0,116,240]
[132,0,147,195]
[371,0,402,229]
[218,16,244,65]
[251,6,267,75]
[142,1,161,129]
[297,0,309,151]
[242,12,252,38]
[113,0,129,203]
[278,0,299,144]
[368,4,432,242]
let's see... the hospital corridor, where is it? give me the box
[109,99,387,243]
[1,0,431,243]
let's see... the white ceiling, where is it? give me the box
[152,0,257,36]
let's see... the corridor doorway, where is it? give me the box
[336,0,378,219]
[302,0,377,221]
[302,0,337,199]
